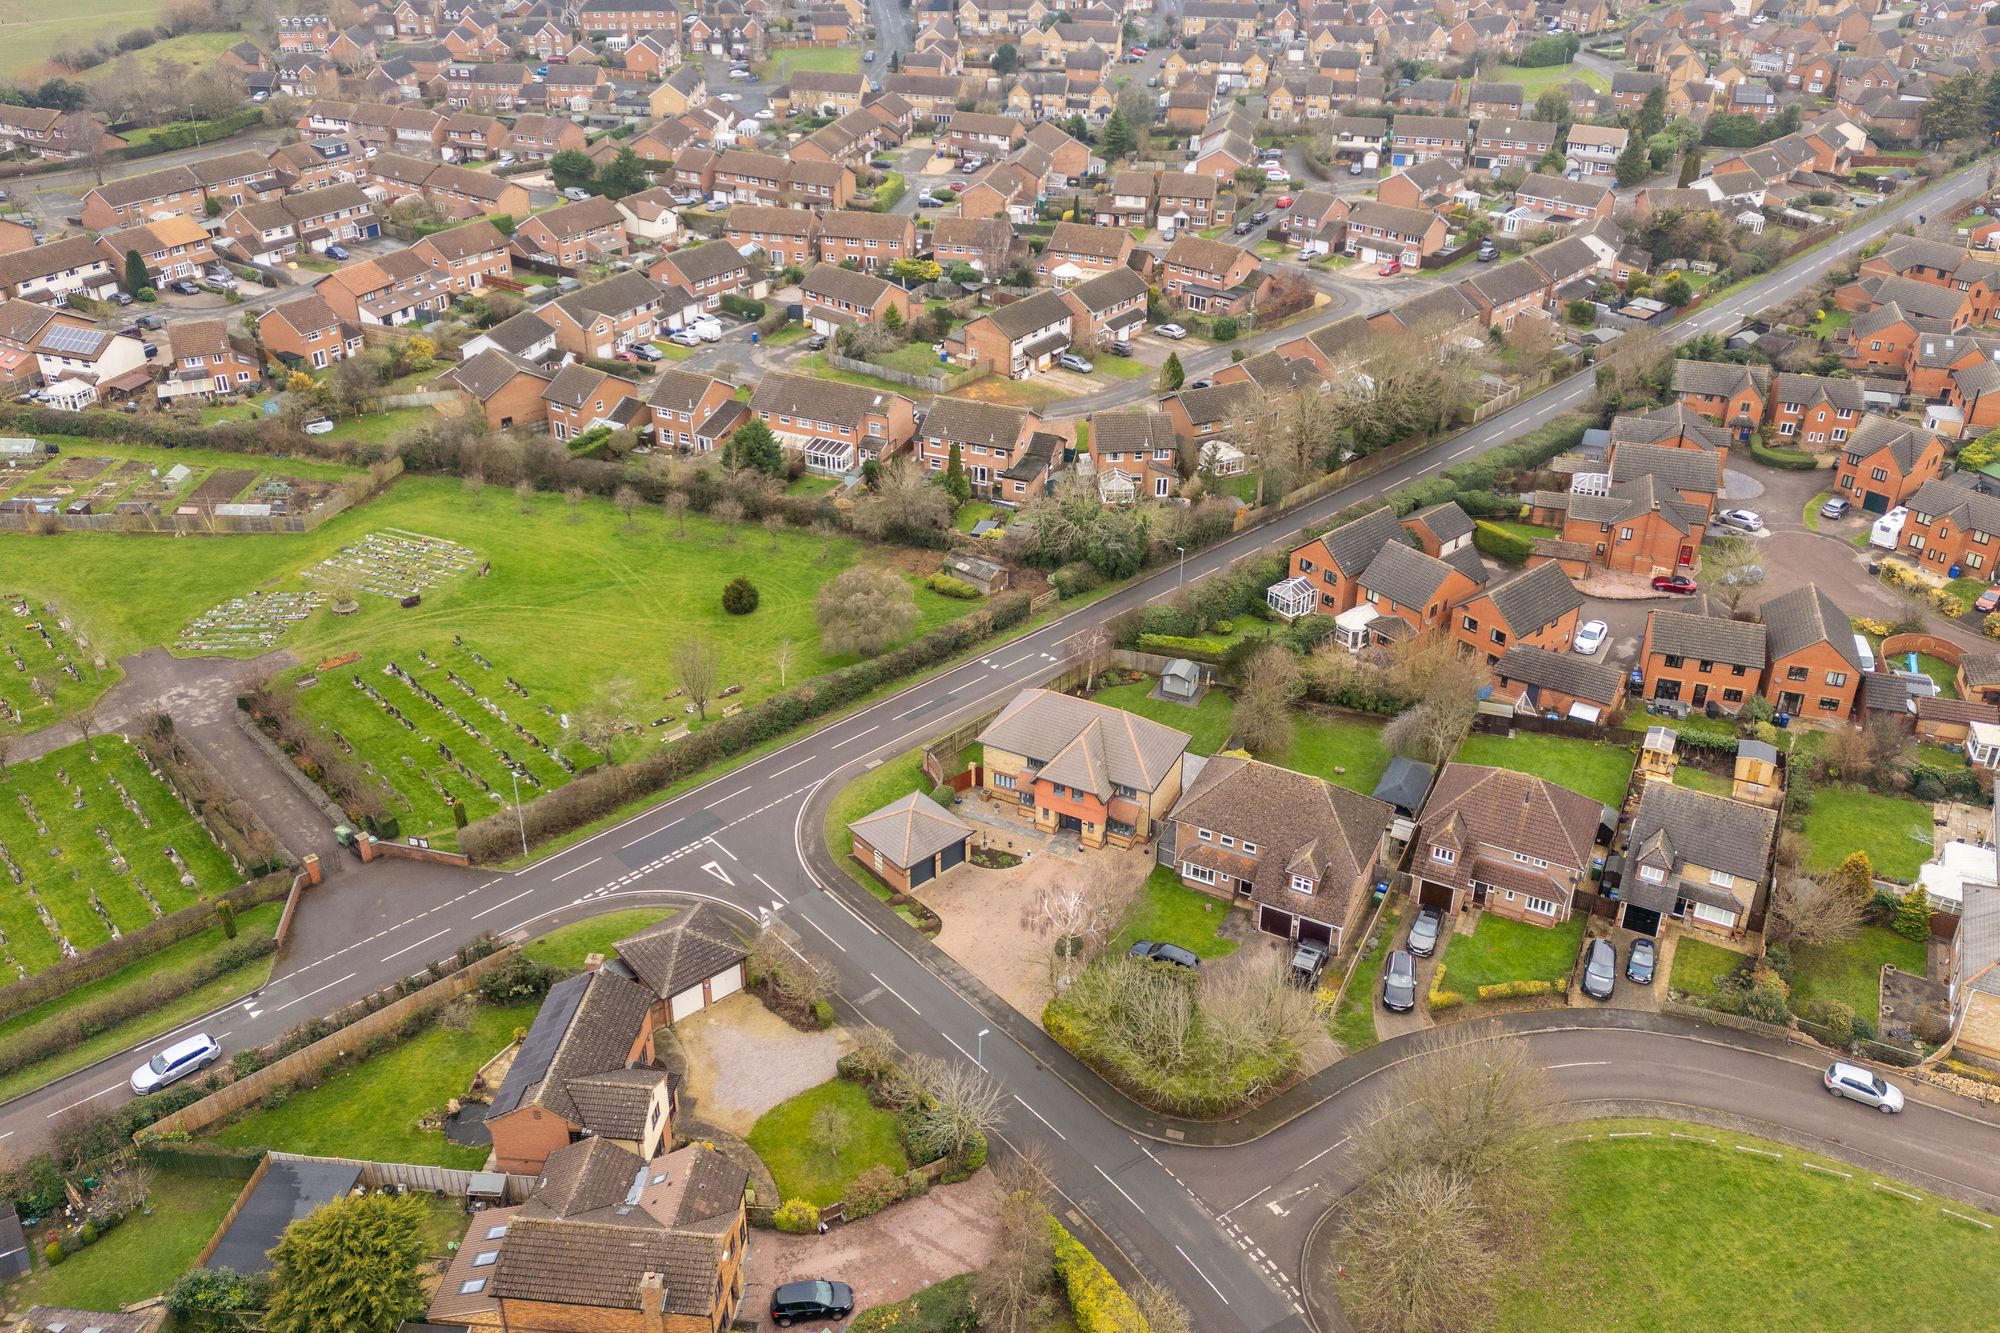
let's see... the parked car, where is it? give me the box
[1381,949,1418,1012]
[1251,209,1270,225]
[1129,939,1200,969]
[1824,1061,1904,1113]
[715,91,739,102]
[1349,161,1365,176]
[1378,258,1401,276]
[168,279,201,296]
[805,332,829,351]
[1573,619,1608,655]
[667,328,703,348]
[130,1032,220,1095]
[1978,586,2000,614]
[728,67,755,80]
[614,348,640,362]
[1187,378,1213,390]
[562,186,593,201]
[1289,939,1329,987]
[632,343,662,361]
[1234,219,1255,235]
[325,243,350,261]
[1477,241,1499,262]
[1819,496,1851,520]
[136,314,164,330]
[771,1280,856,1327]
[1407,905,1443,958]
[1156,323,1188,340]
[1274,194,1293,208]
[918,191,939,207]
[1108,339,1133,357]
[690,317,723,343]
[1580,938,1617,1000]
[141,341,158,359]
[1129,44,1147,55]
[1626,937,1657,984]
[1264,166,1291,182]
[864,48,876,61]
[111,291,133,306]
[1651,573,1698,595]
[1720,507,1762,531]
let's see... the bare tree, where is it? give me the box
[812,517,838,563]
[670,635,720,719]
[1135,1280,1194,1333]
[1382,699,1476,769]
[808,1102,851,1166]
[1232,644,1304,756]
[1770,872,1866,951]
[764,512,784,551]
[1037,870,1118,993]
[774,639,797,688]
[663,490,689,538]
[713,497,745,543]
[816,567,920,655]
[461,471,486,506]
[853,459,951,543]
[564,484,585,523]
[1071,623,1111,692]
[71,702,100,751]
[1338,1165,1505,1333]
[1700,536,1765,612]
[514,478,535,513]
[971,1185,1058,1333]
[613,484,640,528]
[1203,954,1332,1074]
[905,1055,1007,1161]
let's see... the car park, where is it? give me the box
[1721,508,1762,531]
[1819,496,1851,519]
[1156,323,1187,339]
[1573,619,1608,655]
[1381,950,1417,1012]
[1129,939,1200,969]
[1651,573,1697,594]
[1978,587,2000,614]
[1580,938,1617,1000]
[130,1032,220,1094]
[1407,905,1442,958]
[1289,940,1329,987]
[771,1280,856,1327]
[1626,937,1656,984]
[1824,1061,1903,1113]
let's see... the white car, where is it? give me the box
[1264,166,1291,182]
[132,1032,220,1095]
[562,186,592,201]
[1156,323,1188,340]
[690,317,723,343]
[716,91,739,102]
[667,328,703,348]
[1573,619,1608,655]
[1721,508,1762,531]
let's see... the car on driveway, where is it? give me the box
[1407,905,1443,958]
[1573,619,1608,655]
[1819,496,1851,520]
[1265,166,1291,182]
[1720,508,1762,531]
[1626,937,1656,984]
[1108,339,1133,357]
[1274,194,1293,208]
[1580,938,1617,1000]
[1289,940,1329,987]
[1378,258,1401,276]
[666,328,703,348]
[771,1280,855,1327]
[325,243,350,260]
[1058,352,1095,374]
[168,279,201,296]
[1980,587,2000,614]
[1129,940,1200,969]
[804,331,829,351]
[1651,573,1697,595]
[631,343,662,361]
[1156,323,1188,339]
[1381,949,1417,1012]
[1824,1061,1903,1113]
[562,186,592,201]
[131,1032,220,1095]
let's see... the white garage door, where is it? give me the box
[670,985,707,1022]
[708,966,742,1002]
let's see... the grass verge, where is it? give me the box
[521,907,675,972]
[1331,897,1399,1051]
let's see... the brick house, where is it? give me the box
[543,364,646,442]
[1671,358,1769,428]
[1831,416,1946,514]
[411,218,514,292]
[648,240,756,314]
[1165,755,1393,950]
[1639,606,1769,714]
[1566,122,1628,177]
[1762,582,1864,724]
[163,318,261,398]
[1088,407,1180,503]
[430,348,556,430]
[1334,200,1448,265]
[484,967,662,1174]
[1470,117,1558,173]
[817,211,916,272]
[1158,235,1263,315]
[799,264,914,334]
[646,368,744,454]
[976,688,1191,850]
[848,792,975,893]
[1064,267,1150,348]
[914,397,1048,498]
[256,293,363,369]
[722,204,818,269]
[1512,172,1615,222]
[1412,763,1607,925]
[1769,371,1866,447]
[535,272,666,357]
[1621,780,1777,938]
[1375,158,1465,212]
[1450,561,1585,665]
[0,235,119,303]
[514,196,630,268]
[1538,473,1707,576]
[929,216,1014,276]
[78,150,278,230]
[314,250,454,327]
[1036,220,1134,287]
[1899,477,2000,582]
[1487,645,1627,723]
[747,370,916,472]
[96,216,215,286]
[947,288,1077,379]
[1388,115,1472,167]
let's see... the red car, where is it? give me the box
[1651,574,1698,595]
[1977,587,2000,614]
[614,348,640,362]
[1378,258,1401,276]
[1274,194,1294,208]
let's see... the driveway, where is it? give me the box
[1571,920,1665,1013]
[673,992,849,1136]
[1374,901,1447,1040]
[742,1171,1003,1326]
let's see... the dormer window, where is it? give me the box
[1640,864,1666,884]
[1432,845,1455,864]
[1290,874,1315,895]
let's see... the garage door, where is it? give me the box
[938,841,965,874]
[669,985,707,1023]
[1419,880,1454,910]
[907,856,934,890]
[708,965,742,1002]
[1257,905,1293,939]
[1864,492,1890,514]
[1297,917,1334,946]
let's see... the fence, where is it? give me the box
[1881,632,1964,670]
[825,351,984,394]
[269,1150,540,1202]
[372,390,457,410]
[195,1151,274,1267]
[140,945,518,1139]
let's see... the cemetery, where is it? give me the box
[0,596,104,734]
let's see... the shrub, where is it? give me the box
[773,1198,821,1233]
[1894,886,1931,942]
[1984,611,2000,640]
[1472,520,1533,565]
[722,575,760,615]
[811,998,835,1028]
[1135,632,1228,660]
[1749,438,1819,470]
[44,1239,66,1265]
[1050,562,1103,598]
[925,572,980,598]
[1476,979,1554,1001]
[1428,965,1464,1012]
[477,954,557,1003]
[720,294,766,320]
[1212,316,1241,341]
[76,1222,98,1247]
[844,1163,906,1219]
[1048,1210,1146,1333]
[1802,997,1859,1047]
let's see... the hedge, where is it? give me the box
[1749,438,1819,470]
[925,572,980,598]
[1427,963,1464,1012]
[720,293,766,320]
[1135,632,1229,661]
[120,109,263,159]
[1476,978,1556,1001]
[1472,520,1533,565]
[457,592,1034,861]
[1047,1208,1149,1333]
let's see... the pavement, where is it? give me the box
[1,150,1996,1333]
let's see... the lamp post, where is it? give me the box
[1176,545,1186,586]
[975,1027,990,1068]
[511,766,528,857]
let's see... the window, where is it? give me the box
[1708,868,1734,889]
[1183,862,1216,885]
[1826,672,1848,687]
[1290,874,1315,895]
[459,1278,489,1295]
[1219,834,1235,848]
[1818,696,1843,712]
[1462,614,1478,631]
[1512,851,1548,868]
[1619,526,1634,541]
[1432,845,1455,864]
[1241,841,1257,854]
[1640,864,1665,884]
[1520,894,1558,915]
[1198,828,1212,842]
[1786,665,1808,682]
[993,772,1015,789]
[484,1223,509,1240]
[1692,900,1736,928]
[472,1249,500,1267]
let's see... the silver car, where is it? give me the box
[1824,1061,1904,1113]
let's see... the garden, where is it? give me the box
[0,1164,247,1311]
[1431,912,1586,1011]
[1801,786,1934,882]
[1331,897,1400,1052]
[1454,730,1636,808]
[1109,865,1241,962]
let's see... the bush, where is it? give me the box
[773,1198,821,1233]
[722,575,760,615]
[844,1163,907,1219]
[1212,316,1241,341]
[1894,886,1931,942]
[720,294,766,320]
[476,954,557,1002]
[1749,438,1819,470]
[1803,997,1859,1046]
[76,1222,98,1247]
[1135,632,1228,660]
[1048,1210,1146,1333]
[1472,520,1533,565]
[1050,562,1104,598]
[811,997,835,1028]
[925,572,980,598]
[1476,979,1554,1001]
[1983,611,2000,640]
[44,1238,66,1265]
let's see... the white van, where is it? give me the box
[1853,634,1876,673]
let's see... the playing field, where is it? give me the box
[0,0,181,81]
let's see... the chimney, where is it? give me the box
[639,1270,669,1319]
[584,951,606,973]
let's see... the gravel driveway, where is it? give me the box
[674,993,848,1136]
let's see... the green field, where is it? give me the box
[1490,62,1609,96]
[765,47,862,80]
[3,1168,245,1309]
[0,0,186,80]
[1455,731,1635,808]
[0,736,244,975]
[1490,1121,2000,1331]
[0,592,109,736]
[747,1077,909,1207]
[1667,935,1747,1001]
[210,999,538,1167]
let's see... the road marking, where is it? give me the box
[708,837,737,861]
[700,860,735,885]
[831,725,879,748]
[1094,1164,1143,1211]
[943,1032,984,1069]
[823,891,878,934]
[272,971,358,1012]
[1176,1245,1228,1303]
[471,888,535,920]
[216,1030,232,1039]
[478,877,504,888]
[1218,1184,1271,1219]
[48,1086,119,1117]
[549,856,602,881]
[1299,1135,1348,1170]
[894,701,931,719]
[703,786,750,809]
[1012,1094,1066,1140]
[0,1130,12,1141]
[801,916,847,952]
[380,928,450,963]
[753,872,787,904]
[621,820,680,849]
[771,756,815,777]
[1550,1060,1610,1070]
[869,971,920,1014]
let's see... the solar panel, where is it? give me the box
[39,322,106,356]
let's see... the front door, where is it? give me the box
[1058,813,1082,833]
[1692,684,1708,707]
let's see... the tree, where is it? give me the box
[515,478,535,513]
[905,1054,1006,1161]
[1233,644,1304,756]
[888,257,944,284]
[992,42,1020,77]
[774,638,797,687]
[70,702,98,751]
[943,439,972,508]
[166,1268,266,1333]
[563,484,584,522]
[722,575,759,614]
[1038,863,1119,992]
[123,247,151,294]
[1828,849,1874,902]
[671,635,720,718]
[1100,107,1136,160]
[972,1187,1057,1333]
[613,483,640,527]
[882,302,905,333]
[663,490,689,538]
[1614,133,1651,187]
[1923,71,1986,143]
[1071,623,1111,691]
[595,145,649,198]
[1894,886,1932,942]
[722,417,786,476]
[763,512,784,552]
[1533,88,1572,134]
[853,459,952,544]
[816,567,920,655]
[263,1191,428,1333]
[1636,83,1668,139]
[1160,350,1185,391]
[1700,536,1764,611]
[1771,873,1865,951]
[713,497,745,542]
[548,147,595,191]
[809,1102,851,1165]
[1659,271,1693,306]
[748,926,838,1012]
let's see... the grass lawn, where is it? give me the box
[1489,1119,2000,1332]
[1916,654,1960,699]
[1440,912,1586,994]
[0,0,187,80]
[1668,936,1748,1001]
[1332,897,1399,1051]
[1490,520,1560,543]
[763,322,814,346]
[1254,239,1286,260]
[1111,865,1241,960]
[1285,712,1392,796]
[650,338,699,361]
[1803,491,1828,532]
[954,500,1003,533]
[788,472,843,499]
[1802,786,1933,882]
[797,351,926,397]
[323,405,435,446]
[1454,731,1635,808]
[1090,354,1150,381]
[522,907,674,972]
[3,1169,245,1309]
[210,1000,539,1166]
[1671,764,1733,796]
[747,1077,909,1207]
[1492,62,1609,94]
[766,46,861,79]
[1091,680,1237,754]
[1790,924,1927,1027]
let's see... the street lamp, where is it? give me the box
[1176,545,1186,586]
[976,1027,990,1068]
[510,766,528,857]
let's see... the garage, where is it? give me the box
[1258,905,1294,938]
[1863,491,1890,514]
[847,790,975,894]
[670,985,707,1022]
[612,903,752,1026]
[1621,903,1662,937]
[1418,879,1455,910]
[1297,917,1334,947]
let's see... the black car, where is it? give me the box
[1251,209,1271,224]
[1128,939,1200,969]
[771,1280,855,1327]
[1381,949,1417,1012]
[168,279,201,296]
[1407,905,1443,958]
[1108,339,1133,357]
[1233,219,1255,235]
[804,332,829,351]
[1626,936,1657,984]
[1581,938,1617,1001]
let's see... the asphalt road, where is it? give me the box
[2,155,1995,1333]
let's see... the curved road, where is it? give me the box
[4,158,1999,1332]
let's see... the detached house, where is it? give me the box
[1158,235,1263,315]
[1413,764,1609,926]
[159,318,261,402]
[1762,582,1864,723]
[1621,780,1777,938]
[1831,416,1945,514]
[976,688,1191,850]
[256,293,362,369]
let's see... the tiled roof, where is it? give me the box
[614,902,748,1001]
[1610,440,1723,496]
[1624,781,1776,910]
[1067,266,1148,315]
[1417,763,1606,890]
[924,396,1029,451]
[850,790,973,868]
[978,688,1190,797]
[1357,539,1461,610]
[1646,608,1767,668]
[1314,506,1405,576]
[749,368,906,427]
[1759,582,1861,670]
[1485,562,1583,634]
[1494,644,1623,708]
[438,347,551,401]
[488,968,653,1124]
[1671,358,1770,399]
